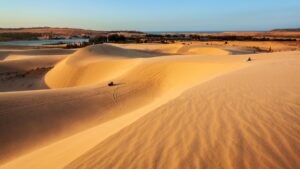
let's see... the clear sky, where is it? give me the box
[1,0,300,31]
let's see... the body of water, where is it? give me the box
[0,38,89,46]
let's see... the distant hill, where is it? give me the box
[0,27,143,35]
[0,27,102,35]
[0,27,145,41]
[272,28,300,32]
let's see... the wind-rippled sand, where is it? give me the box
[66,53,300,169]
[0,44,300,169]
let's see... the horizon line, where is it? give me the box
[1,26,300,33]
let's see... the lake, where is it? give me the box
[0,39,89,46]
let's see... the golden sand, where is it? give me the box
[0,44,299,169]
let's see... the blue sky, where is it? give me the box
[0,0,300,31]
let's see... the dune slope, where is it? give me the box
[1,43,299,169]
[0,45,247,167]
[45,44,157,88]
[65,52,300,169]
[0,55,66,92]
[113,43,232,55]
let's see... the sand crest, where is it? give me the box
[0,44,299,169]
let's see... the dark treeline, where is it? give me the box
[0,33,41,41]
[151,34,298,42]
[89,34,178,44]
[66,34,132,48]
[66,33,298,49]
[90,34,297,44]
[188,35,297,41]
[66,34,144,48]
[89,34,131,43]
[90,34,127,43]
[65,42,91,49]
[1,32,297,44]
[272,28,300,32]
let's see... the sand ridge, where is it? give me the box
[112,43,233,55]
[0,44,248,165]
[0,55,67,92]
[0,44,300,169]
[65,51,300,169]
[45,44,239,89]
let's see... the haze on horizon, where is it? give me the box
[1,0,300,31]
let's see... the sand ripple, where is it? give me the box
[66,56,300,169]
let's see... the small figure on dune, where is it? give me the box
[247,57,252,62]
[108,81,114,87]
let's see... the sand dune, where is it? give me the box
[45,44,154,88]
[178,46,230,55]
[0,44,300,169]
[113,43,233,55]
[65,52,300,169]
[45,44,236,89]
[192,41,300,52]
[0,44,246,165]
[0,55,66,92]
[113,42,296,55]
[0,49,75,60]
[112,43,184,55]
